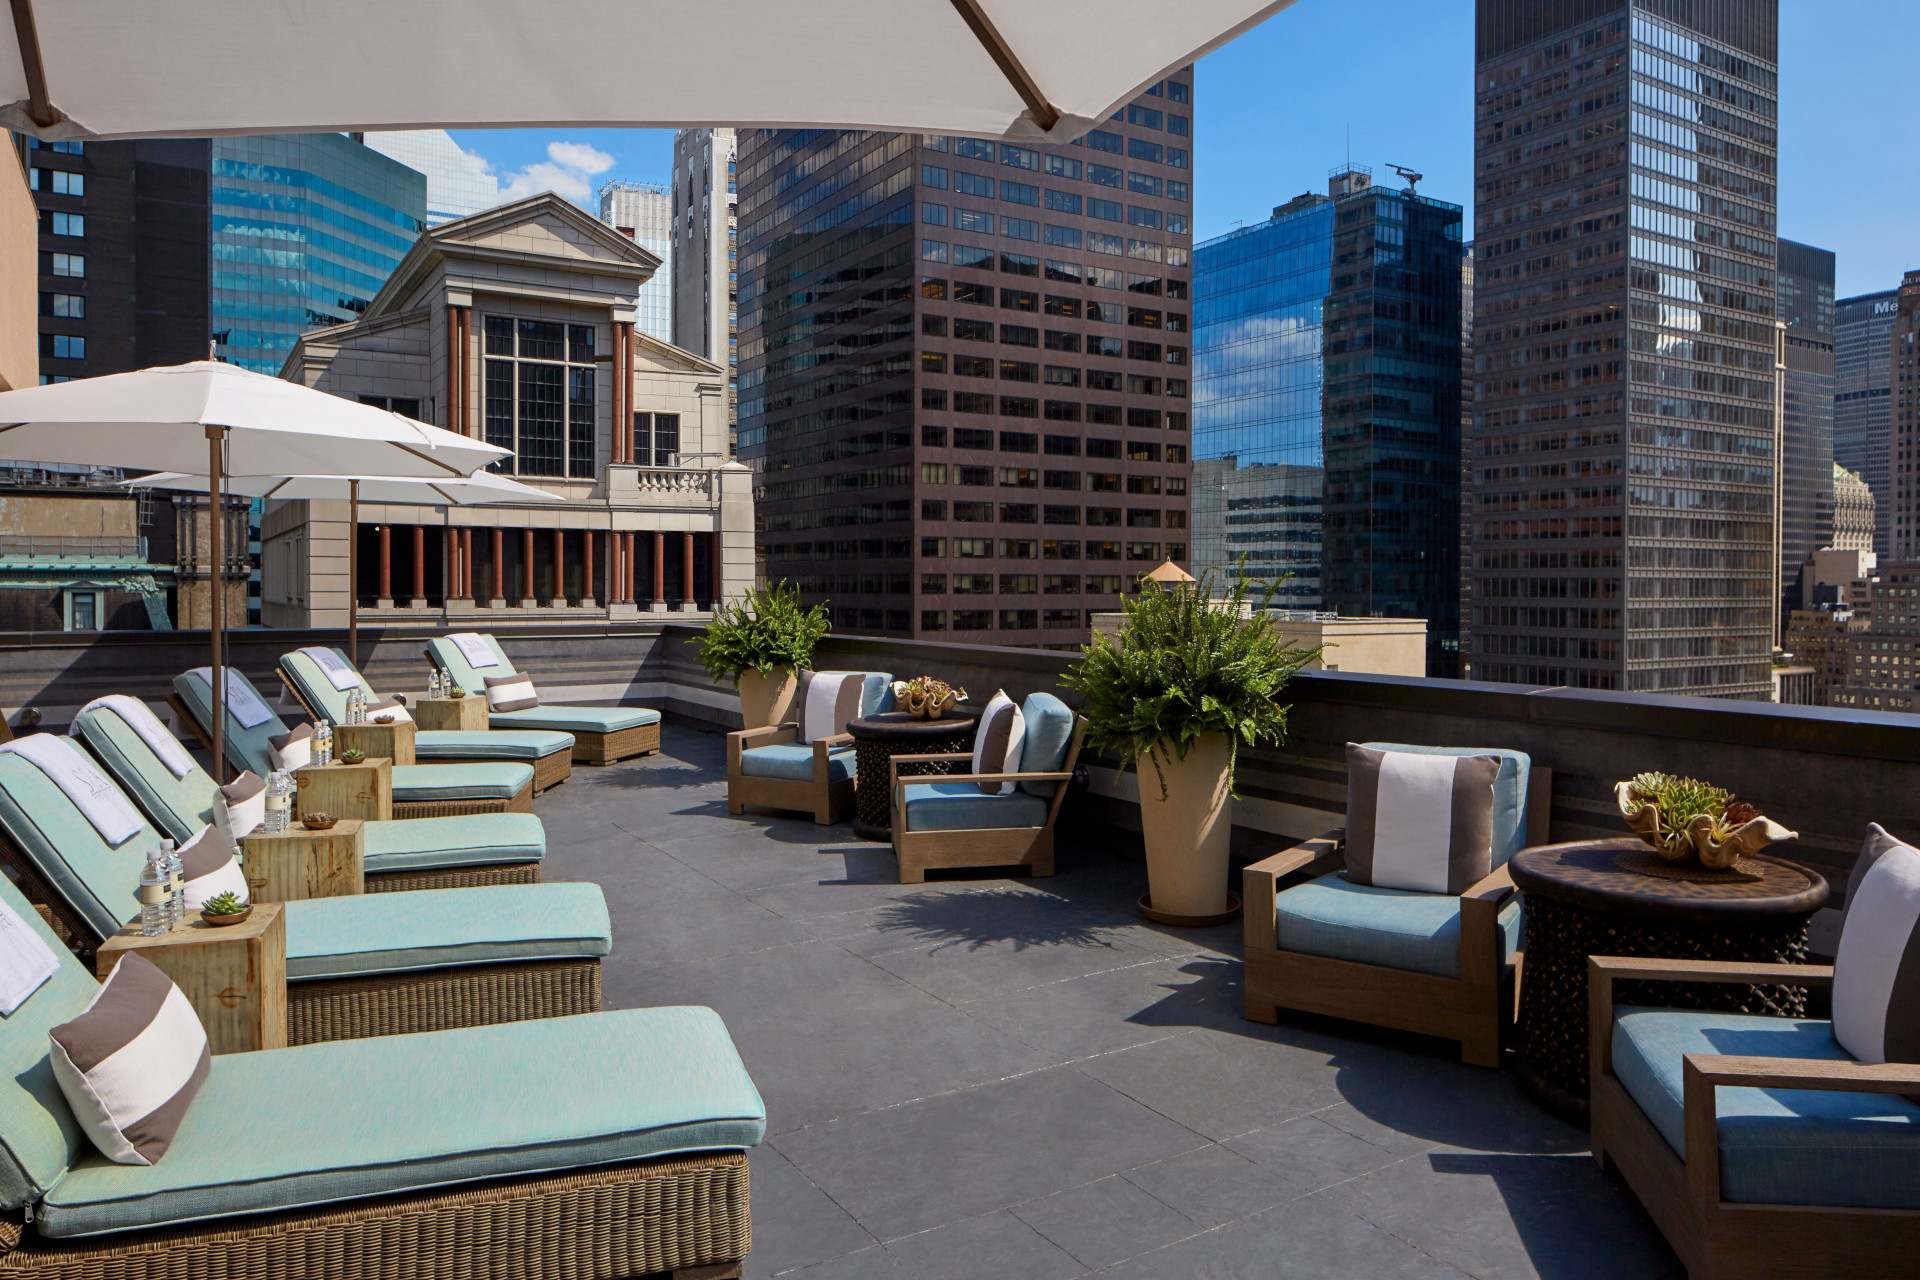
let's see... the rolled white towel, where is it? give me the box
[72,695,195,780]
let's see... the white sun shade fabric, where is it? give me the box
[123,469,555,507]
[0,0,1297,143]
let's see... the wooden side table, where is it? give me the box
[242,819,364,901]
[416,696,488,733]
[335,719,415,766]
[296,757,393,823]
[845,710,982,841]
[97,903,288,1054]
[1509,839,1828,1120]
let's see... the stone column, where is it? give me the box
[710,530,724,611]
[376,525,393,608]
[651,531,666,610]
[519,528,534,607]
[583,529,596,606]
[681,530,696,611]
[412,525,426,608]
[489,528,505,607]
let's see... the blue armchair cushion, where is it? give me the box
[1018,692,1076,798]
[1612,1007,1920,1209]
[738,744,853,783]
[37,1005,766,1238]
[901,782,1049,833]
[1274,871,1522,979]
[1359,743,1532,867]
[281,884,610,981]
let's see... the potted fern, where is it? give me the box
[1064,568,1316,923]
[694,581,832,729]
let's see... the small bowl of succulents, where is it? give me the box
[338,748,366,765]
[201,890,253,926]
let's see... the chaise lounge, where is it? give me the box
[280,646,575,794]
[172,668,536,817]
[426,632,661,765]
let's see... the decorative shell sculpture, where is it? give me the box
[892,676,967,720]
[1615,772,1798,870]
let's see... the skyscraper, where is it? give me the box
[1835,288,1898,554]
[27,137,210,383]
[1467,0,1779,699]
[1192,168,1464,675]
[210,133,426,373]
[597,180,673,343]
[1775,237,1835,613]
[358,130,499,225]
[672,128,738,454]
[1889,271,1920,559]
[738,76,1196,646]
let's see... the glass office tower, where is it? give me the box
[1775,238,1835,612]
[1193,171,1463,675]
[738,76,1195,646]
[598,180,674,343]
[1469,0,1779,699]
[210,134,426,372]
[1835,289,1897,555]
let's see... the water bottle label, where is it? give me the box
[138,883,167,905]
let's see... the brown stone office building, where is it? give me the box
[737,75,1196,646]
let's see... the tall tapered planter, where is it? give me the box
[737,666,797,731]
[1137,732,1235,921]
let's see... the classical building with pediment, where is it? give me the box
[268,192,752,628]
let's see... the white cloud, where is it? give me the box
[491,141,619,206]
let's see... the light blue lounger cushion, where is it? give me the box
[282,885,609,981]
[280,650,574,762]
[902,781,1049,833]
[1017,692,1075,798]
[0,872,104,1210]
[426,634,660,734]
[72,702,543,873]
[36,1005,765,1238]
[738,744,854,783]
[1358,742,1532,868]
[0,746,163,941]
[1275,871,1523,979]
[173,669,535,801]
[1612,1007,1920,1209]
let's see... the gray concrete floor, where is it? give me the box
[543,726,1681,1280]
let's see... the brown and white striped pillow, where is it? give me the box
[49,952,211,1165]
[1832,827,1920,1064]
[1344,744,1502,894]
[484,673,540,712]
[972,691,1027,796]
[796,671,863,743]
[211,770,265,844]
[179,825,249,912]
[267,721,312,771]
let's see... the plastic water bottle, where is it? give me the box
[264,771,293,834]
[346,687,366,725]
[160,839,183,927]
[313,719,332,767]
[139,853,169,936]
[431,669,445,699]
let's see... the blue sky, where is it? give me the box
[451,0,1917,299]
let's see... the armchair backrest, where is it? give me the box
[794,671,892,742]
[1019,692,1077,797]
[1358,743,1533,868]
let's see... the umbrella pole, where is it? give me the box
[349,479,359,668]
[205,426,226,784]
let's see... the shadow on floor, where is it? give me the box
[867,888,1123,953]
[1423,1151,1681,1278]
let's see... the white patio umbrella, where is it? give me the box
[125,469,555,668]
[0,361,510,777]
[0,0,1296,143]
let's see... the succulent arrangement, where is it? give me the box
[374,714,395,724]
[302,812,337,830]
[338,747,366,764]
[202,890,248,918]
[1615,772,1797,870]
[448,685,466,699]
[892,676,967,720]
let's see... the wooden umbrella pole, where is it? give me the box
[205,425,226,784]
[349,478,360,668]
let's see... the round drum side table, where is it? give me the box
[846,710,982,841]
[1508,838,1828,1122]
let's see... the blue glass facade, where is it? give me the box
[210,135,425,373]
[1194,177,1463,673]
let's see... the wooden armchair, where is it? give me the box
[1589,955,1920,1280]
[888,698,1085,884]
[726,722,857,826]
[1242,753,1551,1067]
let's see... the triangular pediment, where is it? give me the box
[430,193,660,272]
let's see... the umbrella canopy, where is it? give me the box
[1,0,1296,143]
[123,470,555,506]
[0,362,506,478]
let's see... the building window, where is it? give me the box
[1089,198,1124,222]
[1127,139,1163,164]
[482,316,598,477]
[43,292,83,318]
[44,211,83,237]
[40,334,84,360]
[921,610,947,631]
[65,591,98,632]
[357,394,423,418]
[632,411,680,468]
[1000,180,1039,206]
[51,253,83,277]
[34,168,83,196]
[1043,609,1081,628]
[1087,131,1123,154]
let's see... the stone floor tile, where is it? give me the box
[883,1211,1086,1280]
[744,1146,877,1280]
[1225,1114,1414,1190]
[967,955,1246,1060]
[1009,1175,1203,1271]
[1092,1192,1473,1279]
[1119,1143,1303,1228]
[1076,1024,1346,1140]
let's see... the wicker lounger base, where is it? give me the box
[575,721,660,766]
[0,1149,749,1279]
[365,863,541,893]
[290,957,601,1044]
[392,778,534,820]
